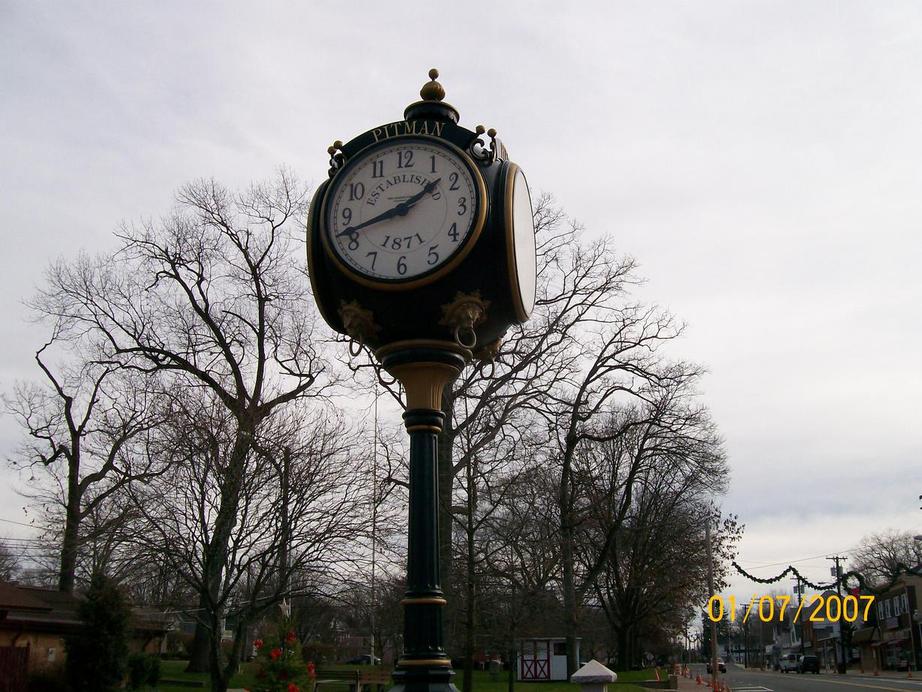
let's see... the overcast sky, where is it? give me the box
[1,2,920,600]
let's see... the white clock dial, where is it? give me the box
[325,139,485,285]
[508,165,537,321]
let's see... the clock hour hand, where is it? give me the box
[336,178,442,238]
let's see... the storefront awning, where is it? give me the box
[851,628,876,644]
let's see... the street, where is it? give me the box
[686,664,922,692]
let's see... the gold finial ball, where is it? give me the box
[487,128,497,138]
[420,68,446,102]
[333,140,343,149]
[475,125,485,135]
[327,146,336,155]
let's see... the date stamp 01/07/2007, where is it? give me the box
[706,594,875,624]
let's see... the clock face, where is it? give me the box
[324,138,486,287]
[507,165,537,321]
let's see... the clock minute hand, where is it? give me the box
[399,177,442,211]
[336,178,442,238]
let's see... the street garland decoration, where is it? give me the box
[731,560,922,595]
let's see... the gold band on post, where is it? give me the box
[401,597,447,606]
[398,659,452,667]
[406,425,442,433]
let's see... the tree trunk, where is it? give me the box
[186,590,214,672]
[617,626,629,671]
[560,441,579,677]
[186,429,252,673]
[462,518,476,692]
[561,507,579,675]
[58,457,82,593]
[58,497,81,592]
[208,605,228,692]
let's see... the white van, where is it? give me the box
[779,654,798,673]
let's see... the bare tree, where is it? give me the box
[850,530,922,586]
[0,543,19,581]
[30,171,334,671]
[480,463,563,692]
[126,390,369,691]
[537,249,692,674]
[6,343,167,592]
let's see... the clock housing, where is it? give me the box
[307,73,536,353]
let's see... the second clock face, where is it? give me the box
[324,138,485,286]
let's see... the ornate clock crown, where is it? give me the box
[404,68,460,124]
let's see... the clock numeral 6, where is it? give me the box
[397,256,407,275]
[427,245,440,266]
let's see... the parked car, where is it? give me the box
[797,655,820,674]
[779,653,798,673]
[344,654,381,665]
[706,658,727,674]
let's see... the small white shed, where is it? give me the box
[516,637,580,682]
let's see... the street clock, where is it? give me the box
[306,70,535,692]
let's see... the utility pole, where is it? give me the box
[792,575,805,655]
[280,446,291,588]
[827,556,848,674]
[705,519,719,691]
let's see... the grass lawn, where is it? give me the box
[154,661,656,691]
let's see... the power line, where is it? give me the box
[737,547,857,571]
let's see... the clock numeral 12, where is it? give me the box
[396,150,414,169]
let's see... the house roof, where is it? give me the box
[0,582,51,611]
[0,581,83,633]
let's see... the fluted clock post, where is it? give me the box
[378,342,468,692]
